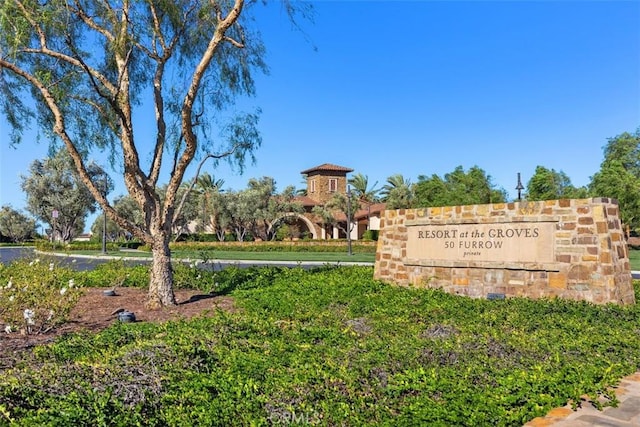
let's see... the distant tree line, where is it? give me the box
[1,128,639,243]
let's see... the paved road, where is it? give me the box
[0,247,135,271]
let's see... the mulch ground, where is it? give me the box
[0,287,235,363]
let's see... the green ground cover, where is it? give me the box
[1,263,639,426]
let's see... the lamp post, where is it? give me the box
[101,172,107,254]
[51,209,58,244]
[346,185,352,256]
[516,172,524,202]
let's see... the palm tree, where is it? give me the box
[196,173,225,194]
[296,175,308,196]
[348,173,381,229]
[195,172,225,232]
[348,173,380,202]
[381,174,414,209]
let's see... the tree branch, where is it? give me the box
[169,0,245,225]
[172,138,246,228]
[0,57,145,241]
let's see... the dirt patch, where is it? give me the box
[0,287,235,362]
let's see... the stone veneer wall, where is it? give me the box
[373,198,635,305]
[306,173,348,204]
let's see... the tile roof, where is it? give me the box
[323,203,387,222]
[353,202,386,220]
[293,195,321,207]
[300,163,354,175]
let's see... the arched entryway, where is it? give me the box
[268,214,318,240]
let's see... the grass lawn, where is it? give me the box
[172,249,375,263]
[71,248,640,269]
[629,249,640,270]
[75,248,376,263]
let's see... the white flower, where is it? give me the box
[5,280,12,289]
[68,279,75,288]
[47,310,55,321]
[4,325,12,334]
[49,263,55,271]
[8,296,14,303]
[35,258,40,264]
[29,261,34,266]
[23,309,34,320]
[60,287,68,295]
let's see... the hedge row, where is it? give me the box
[38,239,378,254]
[169,240,378,253]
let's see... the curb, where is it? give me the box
[524,373,640,426]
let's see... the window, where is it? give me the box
[329,178,337,193]
[310,179,316,193]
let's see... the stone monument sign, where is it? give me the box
[374,198,635,305]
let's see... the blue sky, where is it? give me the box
[1,0,639,231]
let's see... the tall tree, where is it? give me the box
[0,1,310,308]
[20,151,106,242]
[296,175,308,196]
[164,183,201,242]
[589,129,640,233]
[526,166,588,201]
[195,172,225,233]
[348,172,380,230]
[224,190,254,242]
[413,174,447,207]
[91,195,146,241]
[380,174,414,209]
[210,191,232,241]
[244,177,302,241]
[348,173,380,203]
[414,166,507,207]
[0,205,36,243]
[312,192,361,239]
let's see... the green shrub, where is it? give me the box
[34,240,70,252]
[362,229,379,241]
[169,240,377,253]
[77,260,150,288]
[0,259,82,334]
[172,261,217,291]
[67,241,121,251]
[118,241,144,249]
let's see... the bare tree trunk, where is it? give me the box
[146,235,177,309]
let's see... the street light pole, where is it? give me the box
[346,185,352,256]
[516,172,524,202]
[51,209,58,244]
[101,172,107,254]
